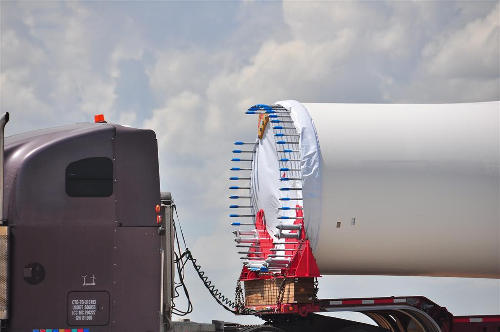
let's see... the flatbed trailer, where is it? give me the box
[233,295,500,332]
[319,296,500,332]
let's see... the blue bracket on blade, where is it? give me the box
[246,104,273,114]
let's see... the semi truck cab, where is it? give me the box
[0,117,171,332]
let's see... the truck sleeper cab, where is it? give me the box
[1,122,164,332]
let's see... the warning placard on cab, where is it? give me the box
[67,291,109,326]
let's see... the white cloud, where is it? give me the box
[0,72,52,123]
[145,90,203,154]
[280,1,500,102]
[423,3,499,80]
[0,1,146,134]
[283,1,377,41]
[109,18,145,79]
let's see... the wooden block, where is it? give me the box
[244,278,314,306]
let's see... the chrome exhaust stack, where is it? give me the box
[0,112,8,320]
[0,112,9,224]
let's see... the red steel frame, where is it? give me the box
[239,207,320,282]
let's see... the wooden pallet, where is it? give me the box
[244,277,315,306]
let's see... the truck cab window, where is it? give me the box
[65,157,113,197]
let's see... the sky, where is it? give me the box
[1,0,499,325]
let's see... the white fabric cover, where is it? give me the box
[277,100,323,250]
[251,121,283,241]
[251,100,323,249]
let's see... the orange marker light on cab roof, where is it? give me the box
[94,114,106,123]
[155,204,161,213]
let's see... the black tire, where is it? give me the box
[336,326,385,332]
[240,326,286,332]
